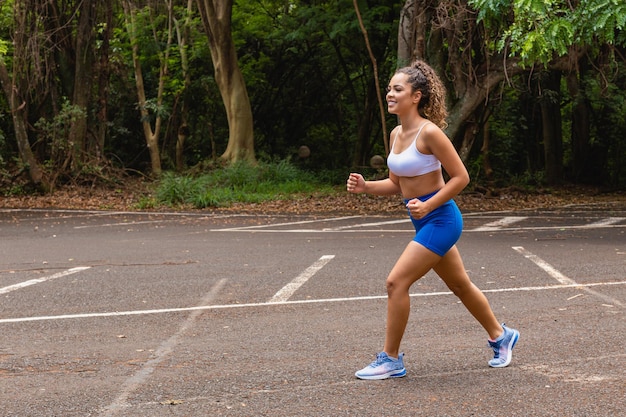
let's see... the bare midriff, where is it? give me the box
[397,170,445,199]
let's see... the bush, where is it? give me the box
[155,159,333,208]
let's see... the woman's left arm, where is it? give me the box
[416,125,470,213]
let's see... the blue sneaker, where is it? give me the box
[355,352,406,380]
[488,323,519,368]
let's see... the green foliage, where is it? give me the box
[155,160,332,208]
[34,99,86,167]
[509,170,546,188]
[0,39,8,56]
[232,0,399,169]
[0,125,5,168]
[476,86,532,184]
[585,68,626,186]
[156,173,202,205]
[470,0,626,65]
[1,0,624,193]
[0,0,13,51]
[2,183,26,196]
[135,195,158,210]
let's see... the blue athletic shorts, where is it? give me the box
[404,191,463,256]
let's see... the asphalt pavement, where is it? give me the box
[0,203,624,416]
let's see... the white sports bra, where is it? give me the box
[387,123,441,177]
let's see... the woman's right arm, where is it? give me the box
[347,173,401,196]
[347,126,401,196]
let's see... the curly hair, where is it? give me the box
[395,60,448,129]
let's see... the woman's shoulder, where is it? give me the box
[389,125,402,144]
[422,121,447,140]
[390,125,402,135]
[421,121,451,152]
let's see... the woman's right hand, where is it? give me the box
[347,173,366,193]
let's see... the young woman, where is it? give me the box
[347,60,519,380]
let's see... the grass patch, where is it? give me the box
[155,160,336,209]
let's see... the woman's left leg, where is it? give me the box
[383,241,442,358]
[354,241,440,380]
[432,245,503,340]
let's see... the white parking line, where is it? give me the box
[468,223,626,232]
[471,216,528,232]
[102,278,227,416]
[211,216,362,232]
[269,255,335,303]
[513,246,577,285]
[322,219,409,231]
[585,217,625,227]
[5,209,624,234]
[2,280,624,324]
[73,220,176,229]
[513,246,624,307]
[0,267,91,295]
[211,216,626,233]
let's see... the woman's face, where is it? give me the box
[386,72,420,115]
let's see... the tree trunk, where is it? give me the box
[68,0,96,168]
[0,60,45,187]
[122,0,163,176]
[396,0,587,170]
[176,124,189,171]
[566,66,591,183]
[458,120,479,162]
[540,71,563,185]
[174,0,194,171]
[397,1,522,160]
[445,69,514,151]
[398,0,429,65]
[481,120,494,182]
[353,81,376,167]
[196,0,255,164]
[353,0,388,156]
[1,0,46,187]
[95,0,113,160]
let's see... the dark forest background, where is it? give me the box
[1,0,625,197]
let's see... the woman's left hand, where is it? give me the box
[406,198,431,219]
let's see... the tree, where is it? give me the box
[122,0,174,176]
[398,0,525,161]
[0,0,624,190]
[0,0,46,187]
[470,0,626,184]
[353,0,389,156]
[173,0,195,171]
[538,70,563,184]
[471,0,626,184]
[66,0,97,168]
[0,0,118,187]
[196,0,255,164]
[397,0,625,185]
[94,1,114,160]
